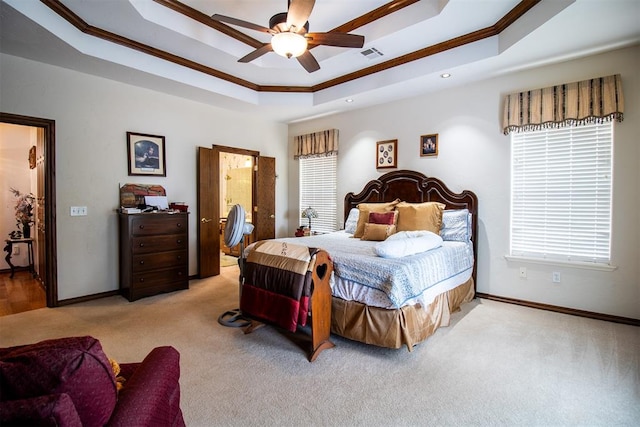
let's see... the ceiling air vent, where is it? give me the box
[360,47,383,60]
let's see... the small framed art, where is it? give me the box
[376,139,397,169]
[127,131,166,176]
[28,146,36,169]
[420,134,438,157]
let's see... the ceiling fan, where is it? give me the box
[211,0,365,73]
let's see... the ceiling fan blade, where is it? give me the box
[297,50,320,73]
[238,44,273,63]
[306,32,365,48]
[211,14,273,34]
[286,0,315,33]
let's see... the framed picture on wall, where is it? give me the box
[420,134,438,157]
[376,139,397,169]
[29,146,36,169]
[127,131,166,176]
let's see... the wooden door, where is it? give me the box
[197,147,275,277]
[197,146,219,278]
[255,156,276,241]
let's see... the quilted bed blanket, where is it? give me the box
[240,240,318,332]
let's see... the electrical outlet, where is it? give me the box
[552,272,561,283]
[12,246,20,255]
[70,206,87,216]
[519,267,527,278]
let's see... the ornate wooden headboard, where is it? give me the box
[344,170,479,284]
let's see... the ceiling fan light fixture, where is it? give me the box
[271,32,308,58]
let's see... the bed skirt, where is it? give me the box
[330,278,475,350]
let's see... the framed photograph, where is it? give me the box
[376,139,397,169]
[420,134,438,157]
[127,132,166,176]
[28,146,36,169]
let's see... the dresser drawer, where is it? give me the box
[132,266,188,289]
[132,250,187,271]
[132,235,187,254]
[119,212,189,302]
[131,216,187,236]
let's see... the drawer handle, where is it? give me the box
[139,260,145,265]
[177,272,183,276]
[139,225,145,229]
[176,223,182,228]
[177,255,182,260]
[139,278,145,282]
[177,239,182,244]
[139,243,145,247]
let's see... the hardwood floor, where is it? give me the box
[0,270,46,316]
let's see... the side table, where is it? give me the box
[3,238,35,279]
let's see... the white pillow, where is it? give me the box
[344,208,359,234]
[374,231,443,258]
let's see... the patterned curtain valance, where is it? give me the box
[294,129,339,159]
[502,74,624,135]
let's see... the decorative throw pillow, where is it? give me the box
[354,199,401,238]
[0,336,117,427]
[368,211,398,225]
[395,201,445,234]
[361,223,396,241]
[344,208,359,234]
[440,209,472,241]
[375,230,443,258]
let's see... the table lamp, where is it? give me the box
[301,206,318,230]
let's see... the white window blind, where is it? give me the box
[299,154,337,233]
[510,122,613,263]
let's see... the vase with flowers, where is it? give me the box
[10,188,35,239]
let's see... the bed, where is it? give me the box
[253,170,478,350]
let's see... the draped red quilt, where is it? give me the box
[241,241,318,332]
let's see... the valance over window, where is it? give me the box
[294,129,338,159]
[502,74,624,135]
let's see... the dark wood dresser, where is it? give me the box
[118,212,189,301]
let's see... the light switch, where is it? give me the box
[70,206,87,216]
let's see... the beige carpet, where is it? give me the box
[1,267,638,426]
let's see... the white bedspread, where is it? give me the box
[264,231,473,309]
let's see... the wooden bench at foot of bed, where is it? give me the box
[242,249,335,362]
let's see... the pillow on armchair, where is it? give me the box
[0,336,117,427]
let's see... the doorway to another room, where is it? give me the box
[197,145,275,279]
[219,152,254,269]
[0,113,58,316]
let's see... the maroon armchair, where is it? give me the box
[0,336,185,427]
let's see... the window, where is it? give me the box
[510,122,613,264]
[299,154,337,233]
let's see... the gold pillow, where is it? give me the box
[395,202,445,234]
[353,199,401,238]
[361,223,396,241]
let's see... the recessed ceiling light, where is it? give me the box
[345,98,354,103]
[440,73,451,78]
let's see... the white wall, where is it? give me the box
[288,45,640,319]
[0,54,289,300]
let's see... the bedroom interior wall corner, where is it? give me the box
[287,45,640,320]
[1,53,289,301]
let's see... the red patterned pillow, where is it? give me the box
[368,211,397,225]
[0,336,117,427]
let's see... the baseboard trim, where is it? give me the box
[475,293,639,327]
[58,290,120,306]
[57,279,198,306]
